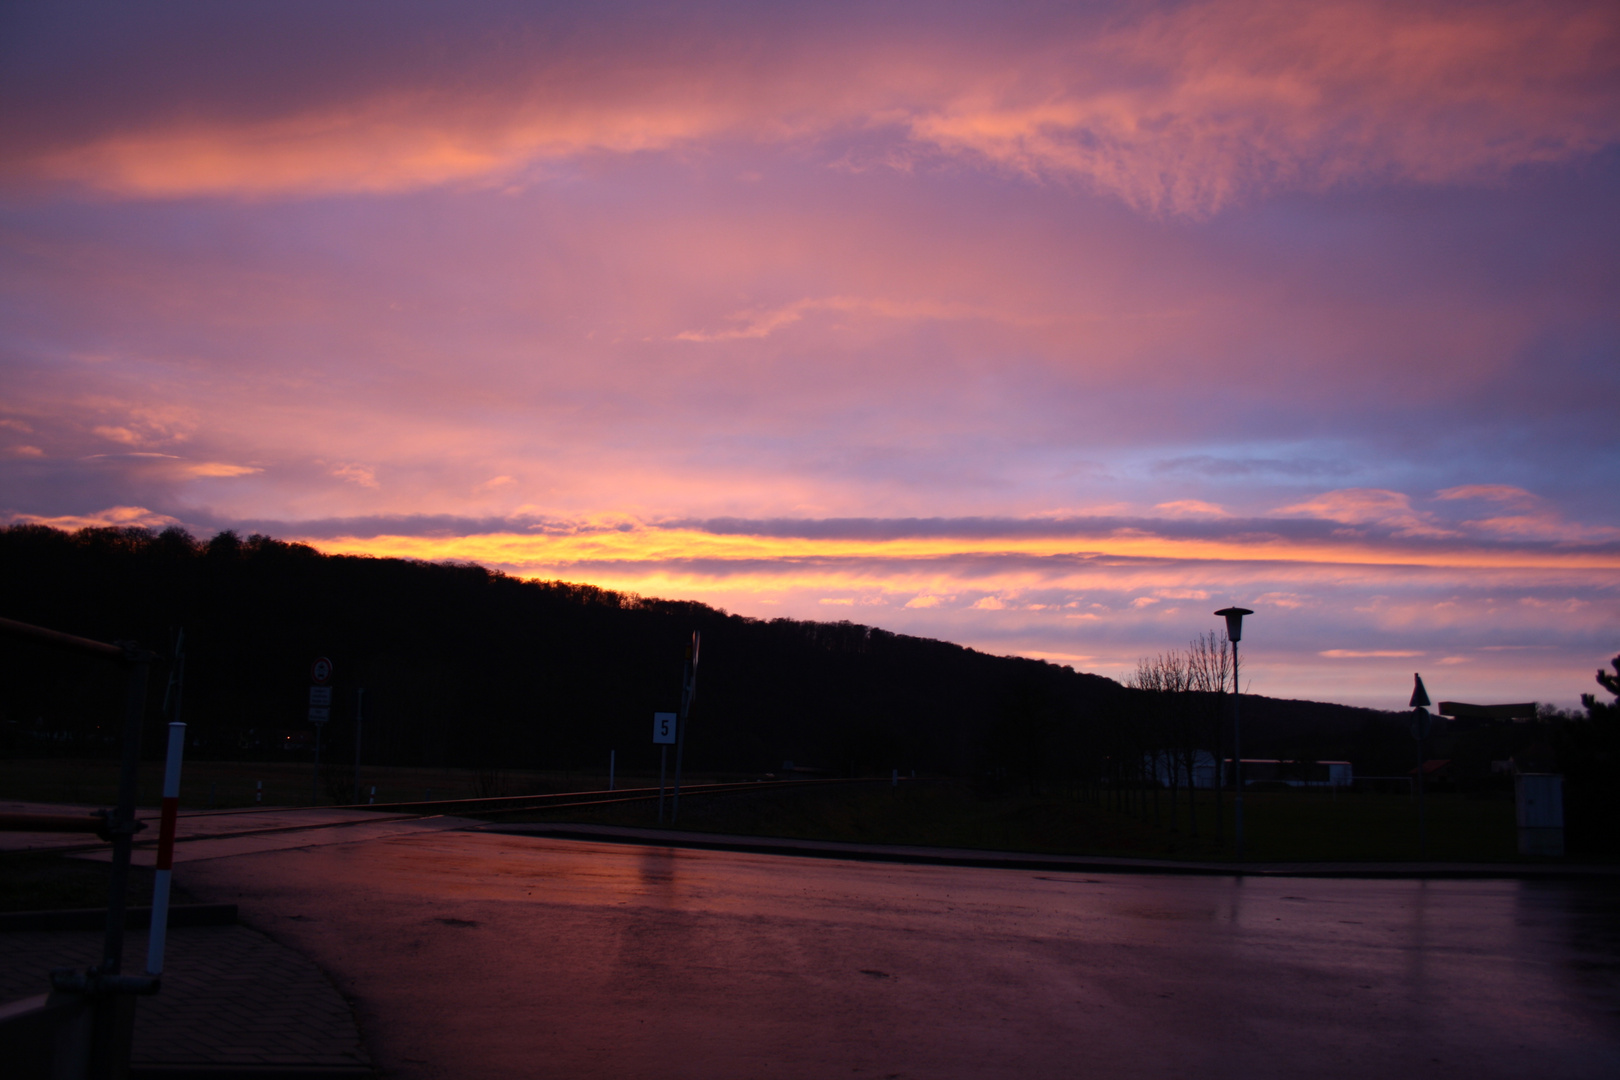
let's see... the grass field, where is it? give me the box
[0,848,184,913]
[514,780,1524,863]
[0,756,657,809]
[1,757,1529,864]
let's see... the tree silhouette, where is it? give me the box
[1555,654,1620,853]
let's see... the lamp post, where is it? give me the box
[1410,672,1432,860]
[1215,607,1253,859]
[671,630,700,824]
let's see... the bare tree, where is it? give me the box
[1132,650,1198,834]
[1131,657,1166,828]
[1188,630,1231,844]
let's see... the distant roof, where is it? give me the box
[1438,701,1537,720]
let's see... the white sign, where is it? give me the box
[652,712,677,745]
[309,686,332,707]
[308,707,331,725]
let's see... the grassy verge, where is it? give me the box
[3,758,1531,862]
[0,849,195,913]
[506,782,1525,863]
[0,757,687,809]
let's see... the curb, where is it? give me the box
[0,904,238,933]
[130,1068,373,1079]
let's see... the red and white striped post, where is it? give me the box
[146,721,185,976]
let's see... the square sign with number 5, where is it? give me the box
[652,712,677,744]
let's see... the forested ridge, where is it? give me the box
[1,524,1413,780]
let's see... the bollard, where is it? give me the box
[892,768,898,788]
[368,785,376,805]
[147,721,186,975]
[255,780,262,804]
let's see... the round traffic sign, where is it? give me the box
[311,657,334,684]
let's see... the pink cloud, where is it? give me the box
[1435,484,1538,506]
[1273,488,1455,538]
[1153,500,1230,518]
[1320,649,1425,658]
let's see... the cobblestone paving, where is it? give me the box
[0,924,370,1070]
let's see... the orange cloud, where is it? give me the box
[11,2,1615,215]
[8,506,181,531]
[332,464,380,489]
[297,521,1620,588]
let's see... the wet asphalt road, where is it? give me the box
[178,831,1620,1079]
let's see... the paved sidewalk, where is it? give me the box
[1,924,371,1075]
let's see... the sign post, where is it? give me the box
[653,712,676,822]
[309,658,332,805]
[352,688,365,805]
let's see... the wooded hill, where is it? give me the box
[0,524,1417,781]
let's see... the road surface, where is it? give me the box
[169,828,1620,1079]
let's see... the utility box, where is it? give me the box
[1515,773,1564,856]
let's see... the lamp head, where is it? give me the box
[1410,672,1431,709]
[1214,607,1254,643]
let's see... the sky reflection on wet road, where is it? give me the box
[181,832,1620,1079]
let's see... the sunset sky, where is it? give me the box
[2,1,1616,709]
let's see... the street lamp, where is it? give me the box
[1215,607,1253,859]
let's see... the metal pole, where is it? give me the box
[82,647,152,1080]
[103,651,150,975]
[1232,637,1243,860]
[1416,716,1427,860]
[312,724,322,805]
[161,628,186,740]
[609,749,616,792]
[353,688,364,805]
[1213,695,1224,846]
[147,721,186,975]
[658,745,668,823]
[671,631,699,824]
[1408,675,1433,861]
[671,718,685,823]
